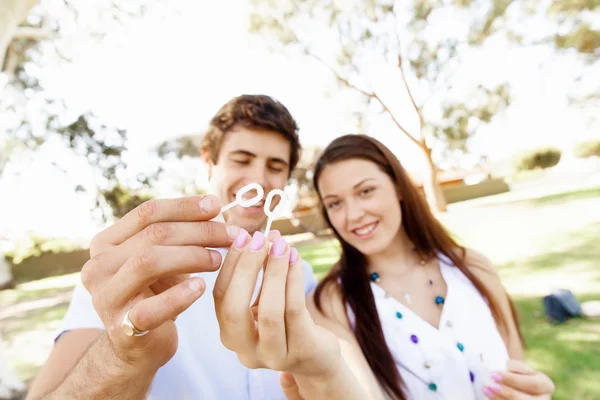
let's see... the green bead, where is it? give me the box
[396,311,403,319]
[429,383,437,391]
[457,343,464,352]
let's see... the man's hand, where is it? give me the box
[82,195,238,374]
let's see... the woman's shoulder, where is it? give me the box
[306,279,352,330]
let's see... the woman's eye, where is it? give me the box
[360,187,374,196]
[327,201,340,210]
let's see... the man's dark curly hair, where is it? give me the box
[201,94,301,175]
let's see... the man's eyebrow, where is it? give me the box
[229,150,256,158]
[229,150,289,166]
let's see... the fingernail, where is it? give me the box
[233,229,250,249]
[490,383,502,394]
[270,237,287,257]
[289,248,299,264]
[199,196,213,213]
[491,373,502,382]
[249,231,265,251]
[226,225,240,240]
[188,279,203,293]
[482,387,494,398]
[209,250,222,267]
[270,230,280,236]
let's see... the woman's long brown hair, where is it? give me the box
[312,134,523,400]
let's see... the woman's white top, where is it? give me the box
[353,256,510,399]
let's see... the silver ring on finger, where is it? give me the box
[121,308,150,337]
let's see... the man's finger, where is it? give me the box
[150,274,191,295]
[109,246,222,306]
[92,221,238,276]
[92,195,223,252]
[126,277,206,333]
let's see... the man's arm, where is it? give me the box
[26,330,101,399]
[29,332,155,400]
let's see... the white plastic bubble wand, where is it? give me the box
[211,183,265,223]
[263,189,288,237]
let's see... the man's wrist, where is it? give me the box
[101,333,157,381]
[44,333,157,400]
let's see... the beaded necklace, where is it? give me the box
[369,256,478,396]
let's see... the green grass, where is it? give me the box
[518,186,600,207]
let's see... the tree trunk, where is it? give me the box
[0,0,39,72]
[0,253,15,290]
[419,140,447,213]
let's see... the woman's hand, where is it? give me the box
[213,231,362,398]
[484,360,555,399]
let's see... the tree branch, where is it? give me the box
[398,55,420,115]
[303,47,421,147]
[303,47,374,98]
[12,26,51,40]
[372,92,421,147]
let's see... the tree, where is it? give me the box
[504,0,599,113]
[1,1,170,223]
[291,145,323,210]
[249,0,514,212]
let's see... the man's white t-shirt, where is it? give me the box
[57,248,318,400]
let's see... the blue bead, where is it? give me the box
[457,343,464,352]
[410,334,419,344]
[370,272,380,282]
[435,296,445,305]
[396,311,403,319]
[469,371,475,382]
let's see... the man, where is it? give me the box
[26,95,317,399]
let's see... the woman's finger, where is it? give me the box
[280,372,304,400]
[251,230,283,309]
[219,231,269,352]
[506,360,536,375]
[285,248,308,329]
[256,237,290,368]
[213,229,250,310]
[494,370,555,396]
[126,277,206,333]
[109,245,222,306]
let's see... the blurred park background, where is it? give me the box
[1,0,599,399]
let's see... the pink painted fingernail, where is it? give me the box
[490,382,502,393]
[271,237,287,257]
[491,373,502,382]
[233,229,250,249]
[483,387,494,398]
[249,231,265,251]
[289,248,299,264]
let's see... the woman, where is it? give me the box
[215,134,555,399]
